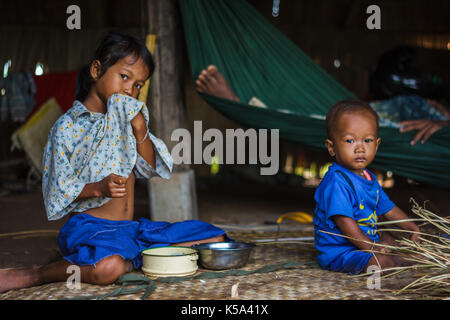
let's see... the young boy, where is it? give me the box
[313,100,420,275]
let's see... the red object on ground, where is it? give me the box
[27,71,78,120]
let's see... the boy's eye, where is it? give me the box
[365,139,373,143]
[345,139,354,143]
[135,83,142,89]
[121,74,128,80]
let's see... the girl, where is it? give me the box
[0,30,226,293]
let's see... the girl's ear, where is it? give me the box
[90,60,102,80]
[325,139,335,157]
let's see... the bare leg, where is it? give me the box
[0,255,132,294]
[364,253,397,275]
[378,231,418,266]
[363,248,415,275]
[195,65,240,102]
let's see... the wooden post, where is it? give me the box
[145,0,198,222]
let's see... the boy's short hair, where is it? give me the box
[326,100,379,140]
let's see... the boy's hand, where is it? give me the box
[374,240,392,254]
[97,173,127,198]
[410,230,421,243]
[384,206,421,243]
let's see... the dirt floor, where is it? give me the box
[0,168,449,300]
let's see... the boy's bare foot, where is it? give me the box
[195,65,241,102]
[0,266,41,294]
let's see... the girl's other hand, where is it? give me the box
[98,173,127,198]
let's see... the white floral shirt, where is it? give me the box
[42,93,173,221]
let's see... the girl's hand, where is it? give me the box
[97,173,127,198]
[130,111,147,134]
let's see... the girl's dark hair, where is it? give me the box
[326,100,379,140]
[75,30,155,101]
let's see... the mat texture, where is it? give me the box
[0,230,429,300]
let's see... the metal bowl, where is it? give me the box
[192,242,255,270]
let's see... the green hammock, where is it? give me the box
[178,0,450,189]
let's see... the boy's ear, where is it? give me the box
[90,60,102,80]
[325,139,335,157]
[375,137,381,151]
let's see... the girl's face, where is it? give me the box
[91,55,149,104]
[325,111,381,176]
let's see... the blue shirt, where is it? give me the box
[313,163,395,268]
[42,93,173,221]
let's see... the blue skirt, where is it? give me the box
[58,213,229,269]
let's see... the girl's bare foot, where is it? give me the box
[0,266,41,293]
[0,256,133,294]
[195,65,240,102]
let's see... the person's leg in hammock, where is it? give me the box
[196,64,296,175]
[195,65,240,102]
[196,65,450,145]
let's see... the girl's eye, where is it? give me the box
[135,83,142,89]
[121,74,128,80]
[346,139,354,143]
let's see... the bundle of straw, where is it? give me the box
[359,198,450,296]
[320,198,449,296]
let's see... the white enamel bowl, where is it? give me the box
[141,246,199,277]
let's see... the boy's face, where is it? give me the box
[325,110,381,176]
[91,55,149,104]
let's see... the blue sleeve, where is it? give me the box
[317,175,357,226]
[376,186,395,216]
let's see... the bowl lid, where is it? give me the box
[141,246,197,257]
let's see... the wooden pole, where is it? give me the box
[145,0,198,222]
